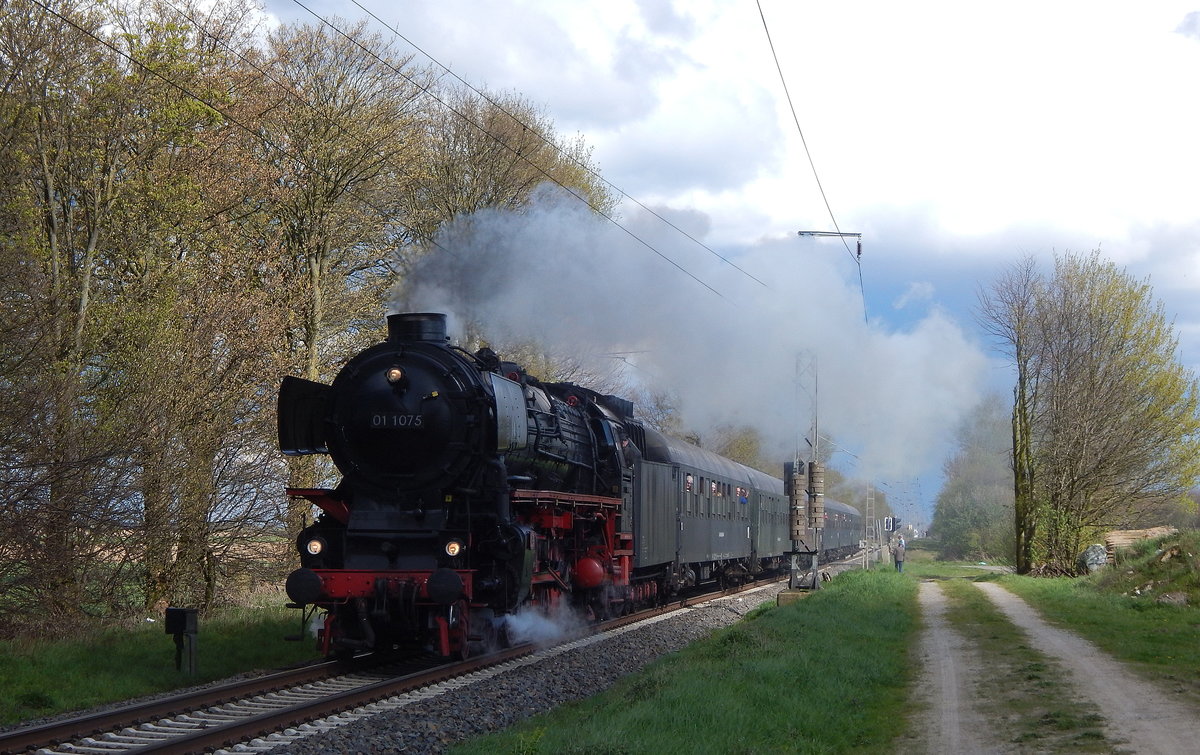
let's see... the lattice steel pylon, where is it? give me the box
[866,487,878,554]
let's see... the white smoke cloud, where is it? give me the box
[393,185,989,481]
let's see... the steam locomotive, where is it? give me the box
[279,312,860,658]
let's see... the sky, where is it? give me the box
[262,1,1200,525]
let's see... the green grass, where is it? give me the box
[450,570,919,755]
[0,603,320,726]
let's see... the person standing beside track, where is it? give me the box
[892,537,906,573]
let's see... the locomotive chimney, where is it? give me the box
[387,312,448,343]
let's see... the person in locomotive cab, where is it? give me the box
[892,536,906,572]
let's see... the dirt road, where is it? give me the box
[909,580,1200,754]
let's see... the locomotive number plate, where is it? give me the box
[371,413,424,428]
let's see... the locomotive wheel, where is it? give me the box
[454,600,470,660]
[587,596,607,622]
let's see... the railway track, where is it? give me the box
[0,579,784,755]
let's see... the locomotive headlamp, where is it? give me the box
[305,537,326,556]
[385,367,404,384]
[444,539,464,557]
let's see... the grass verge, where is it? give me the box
[450,570,918,755]
[0,604,319,726]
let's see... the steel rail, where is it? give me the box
[2,575,789,755]
[0,659,356,754]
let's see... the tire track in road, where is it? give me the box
[912,581,1000,754]
[976,581,1200,754]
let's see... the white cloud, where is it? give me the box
[1176,11,1200,40]
[893,282,935,310]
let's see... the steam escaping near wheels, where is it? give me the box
[503,606,590,648]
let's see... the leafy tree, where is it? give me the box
[257,20,429,530]
[708,425,770,474]
[2,0,291,625]
[0,0,164,623]
[404,86,617,247]
[979,252,1200,573]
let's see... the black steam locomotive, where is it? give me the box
[279,313,860,658]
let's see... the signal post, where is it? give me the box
[786,458,826,590]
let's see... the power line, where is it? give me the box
[755,0,856,265]
[289,0,728,301]
[347,0,769,291]
[757,0,868,320]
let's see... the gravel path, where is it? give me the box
[975,581,1200,754]
[911,581,998,754]
[911,580,1200,754]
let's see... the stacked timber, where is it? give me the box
[1104,526,1177,564]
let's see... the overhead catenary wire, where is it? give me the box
[756,0,868,320]
[344,0,769,291]
[287,0,729,302]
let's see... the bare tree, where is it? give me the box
[404,86,617,247]
[257,20,429,530]
[977,256,1041,573]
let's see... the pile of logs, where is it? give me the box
[1103,526,1177,564]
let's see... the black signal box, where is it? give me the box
[165,606,198,635]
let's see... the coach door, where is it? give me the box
[633,459,678,568]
